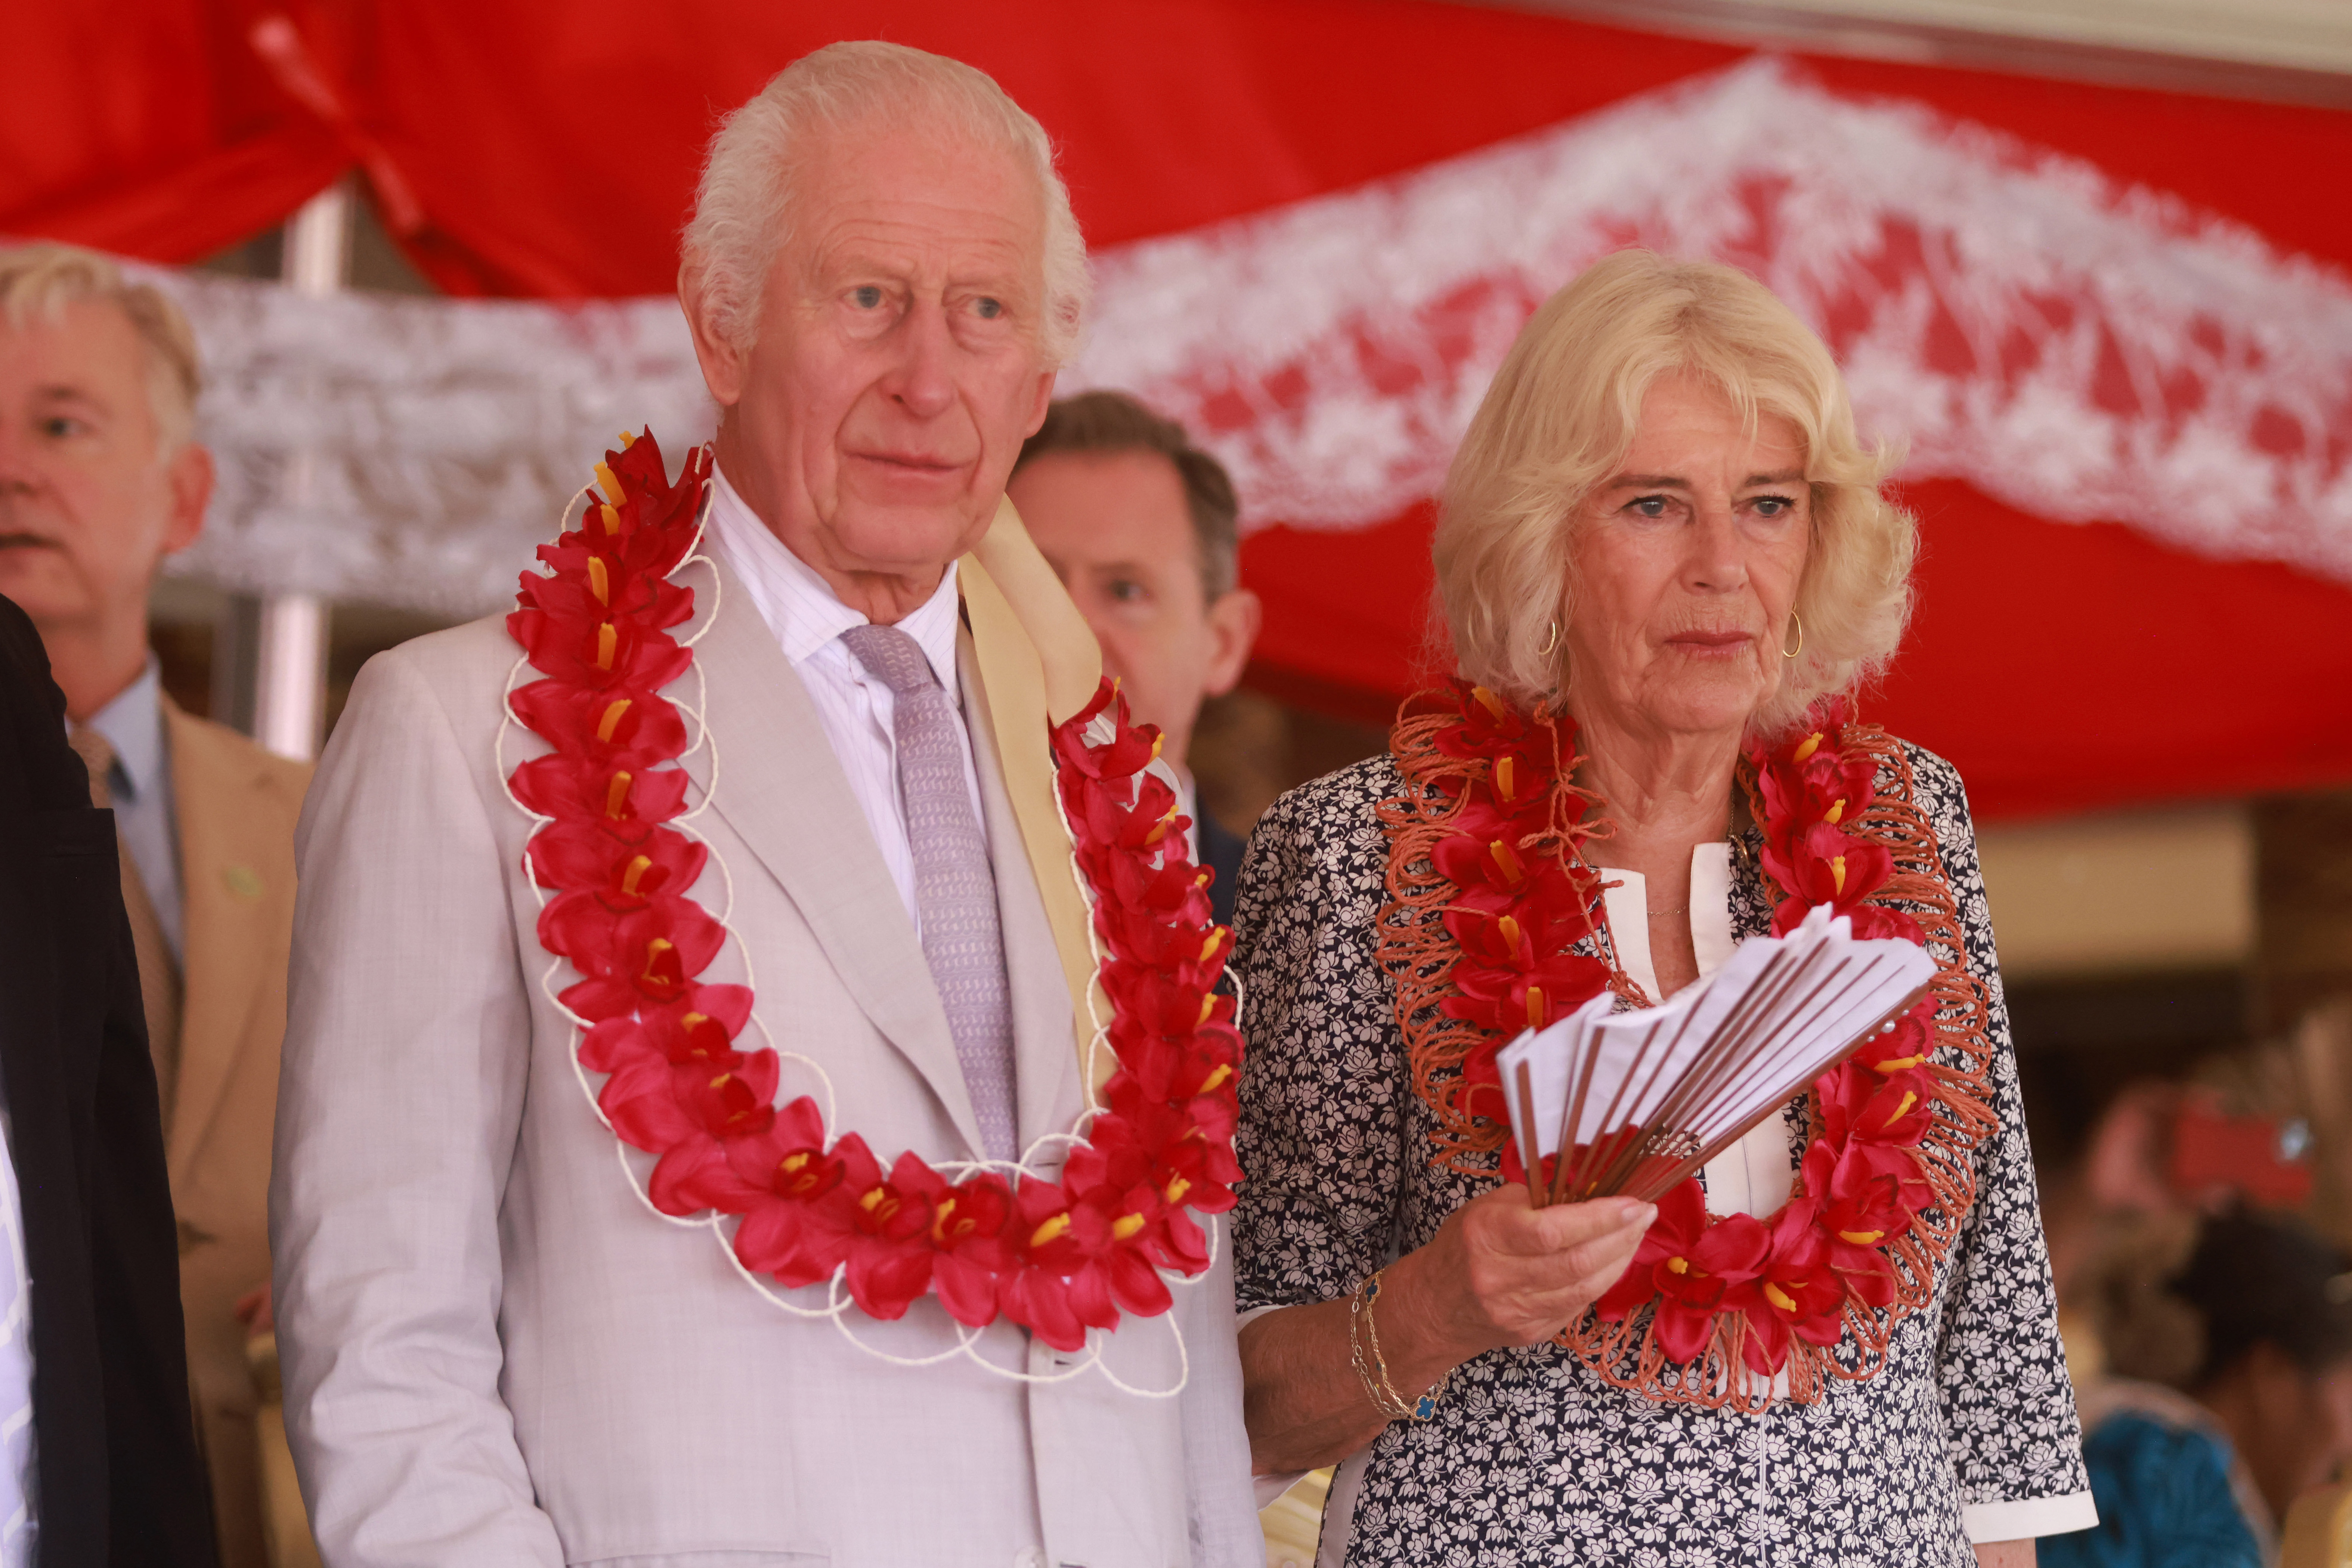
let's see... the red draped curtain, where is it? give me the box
[9,0,2351,818]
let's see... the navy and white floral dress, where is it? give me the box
[1230,743,2093,1567]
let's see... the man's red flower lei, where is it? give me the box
[504,431,1241,1353]
[1376,681,1999,1408]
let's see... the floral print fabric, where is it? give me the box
[1231,743,2089,1567]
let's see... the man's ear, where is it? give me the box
[1202,585,1261,696]
[680,259,747,409]
[1024,368,1055,437]
[162,443,212,555]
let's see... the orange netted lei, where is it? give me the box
[1373,680,1998,1408]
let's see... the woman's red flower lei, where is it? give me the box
[504,431,1242,1354]
[1377,681,1999,1407]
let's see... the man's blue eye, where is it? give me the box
[852,286,883,309]
[1633,496,1667,517]
[974,297,1004,320]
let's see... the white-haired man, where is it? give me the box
[272,42,1262,1568]
[0,242,311,1568]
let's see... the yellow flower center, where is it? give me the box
[595,461,626,508]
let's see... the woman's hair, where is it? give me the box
[681,40,1090,368]
[1434,250,1915,737]
[0,242,201,453]
[2099,1208,2352,1388]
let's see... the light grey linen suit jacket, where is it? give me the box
[270,556,1262,1568]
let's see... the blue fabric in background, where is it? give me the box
[2040,1412,2260,1568]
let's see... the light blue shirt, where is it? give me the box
[83,660,183,964]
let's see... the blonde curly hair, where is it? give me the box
[1434,250,1915,737]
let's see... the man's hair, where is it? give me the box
[0,243,202,454]
[1014,390,1242,600]
[681,41,1090,368]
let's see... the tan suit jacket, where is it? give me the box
[162,699,311,1567]
[270,557,1262,1568]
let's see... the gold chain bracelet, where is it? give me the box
[1349,1269,1446,1422]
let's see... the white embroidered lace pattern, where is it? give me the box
[146,57,2349,615]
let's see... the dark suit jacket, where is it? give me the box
[1198,806,1246,932]
[0,594,215,1567]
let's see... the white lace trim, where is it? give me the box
[1063,58,2352,575]
[139,56,2352,613]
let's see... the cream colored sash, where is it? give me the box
[959,498,1112,1101]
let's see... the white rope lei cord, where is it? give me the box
[494,481,1210,1395]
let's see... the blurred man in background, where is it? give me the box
[1009,390,1262,924]
[0,244,309,1568]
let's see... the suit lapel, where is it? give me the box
[959,632,1081,1153]
[162,700,282,1180]
[678,556,985,1158]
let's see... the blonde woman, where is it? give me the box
[1232,251,2092,1565]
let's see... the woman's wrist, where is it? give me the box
[1369,1243,1488,1395]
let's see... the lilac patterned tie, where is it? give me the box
[840,623,1019,1162]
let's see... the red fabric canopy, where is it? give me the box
[10,0,2351,818]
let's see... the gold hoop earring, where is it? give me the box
[1538,619,1561,658]
[1781,612,1804,660]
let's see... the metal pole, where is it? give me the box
[251,182,350,761]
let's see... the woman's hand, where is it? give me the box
[1385,1187,1654,1362]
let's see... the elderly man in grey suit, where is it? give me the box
[270,41,1262,1568]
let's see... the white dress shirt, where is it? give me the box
[0,1100,34,1566]
[699,466,985,934]
[84,660,182,962]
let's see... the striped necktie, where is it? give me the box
[839,623,1019,1163]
